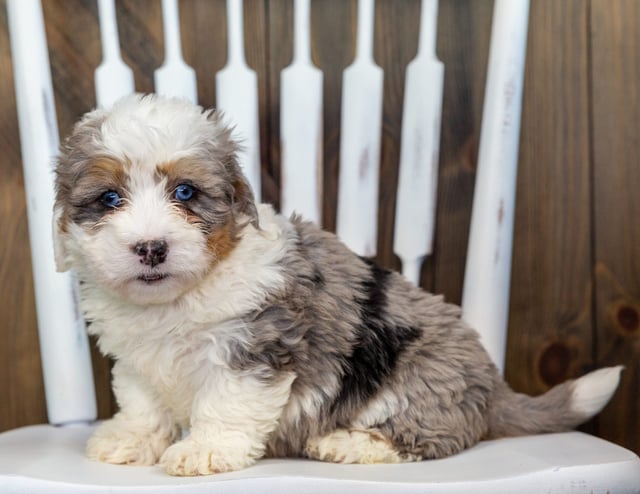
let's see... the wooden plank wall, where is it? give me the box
[0,0,637,454]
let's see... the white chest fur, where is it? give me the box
[79,205,294,422]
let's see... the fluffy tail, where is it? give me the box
[486,366,623,439]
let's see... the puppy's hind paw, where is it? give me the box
[305,429,412,464]
[160,438,255,476]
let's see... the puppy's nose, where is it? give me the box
[133,240,168,267]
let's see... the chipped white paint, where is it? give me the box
[336,0,383,257]
[154,0,198,104]
[461,0,530,374]
[280,0,323,224]
[216,0,261,201]
[393,0,444,285]
[95,0,135,108]
[7,0,97,424]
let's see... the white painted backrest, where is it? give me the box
[95,0,134,109]
[281,0,323,224]
[7,0,529,425]
[216,0,262,201]
[335,0,384,258]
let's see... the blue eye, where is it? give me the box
[100,190,121,208]
[175,184,196,202]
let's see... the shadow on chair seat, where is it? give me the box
[1,424,638,493]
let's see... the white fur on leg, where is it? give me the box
[86,363,180,465]
[87,414,178,465]
[571,366,624,417]
[305,429,417,464]
[160,368,295,476]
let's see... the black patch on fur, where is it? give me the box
[332,258,422,416]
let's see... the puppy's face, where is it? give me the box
[54,95,257,305]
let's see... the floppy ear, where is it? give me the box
[52,204,71,272]
[207,109,260,229]
[231,172,259,230]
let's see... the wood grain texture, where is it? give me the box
[590,0,640,453]
[432,0,492,302]
[0,0,638,455]
[240,0,270,203]
[179,0,227,109]
[506,0,595,421]
[373,0,421,272]
[308,0,354,231]
[266,0,294,213]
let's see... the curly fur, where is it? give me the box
[53,94,622,476]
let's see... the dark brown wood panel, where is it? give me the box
[265,0,294,212]
[591,0,640,453]
[308,0,355,231]
[432,0,492,302]
[180,0,227,109]
[241,0,271,203]
[509,0,595,387]
[373,0,421,272]
[507,0,595,428]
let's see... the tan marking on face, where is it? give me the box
[65,158,129,225]
[206,223,237,263]
[157,159,228,198]
[72,158,128,204]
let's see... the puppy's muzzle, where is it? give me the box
[133,239,168,268]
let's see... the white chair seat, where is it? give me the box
[0,424,638,493]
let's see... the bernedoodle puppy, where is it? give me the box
[53,94,622,476]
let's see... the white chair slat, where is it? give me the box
[95,0,135,109]
[154,0,198,104]
[215,0,262,202]
[461,0,530,374]
[393,0,444,285]
[6,0,96,425]
[336,0,384,257]
[280,0,323,225]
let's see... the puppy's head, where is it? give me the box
[54,94,258,305]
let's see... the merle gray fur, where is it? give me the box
[229,215,587,459]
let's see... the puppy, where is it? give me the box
[53,94,621,476]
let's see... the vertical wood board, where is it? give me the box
[590,0,640,453]
[507,0,594,400]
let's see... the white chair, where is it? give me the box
[1,0,639,492]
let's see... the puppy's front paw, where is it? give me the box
[160,438,255,476]
[86,420,174,466]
